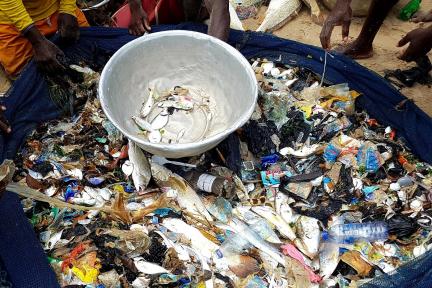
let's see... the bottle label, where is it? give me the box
[197,174,217,192]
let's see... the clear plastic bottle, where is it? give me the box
[216,233,252,258]
[323,222,388,244]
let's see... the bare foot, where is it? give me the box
[334,40,374,59]
[412,10,432,23]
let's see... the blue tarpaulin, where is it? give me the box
[0,24,431,287]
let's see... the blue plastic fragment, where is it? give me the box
[245,275,267,288]
[261,154,280,167]
[151,216,159,224]
[153,208,178,217]
[64,182,79,202]
[88,177,105,186]
[363,186,379,200]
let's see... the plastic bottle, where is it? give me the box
[183,171,235,198]
[399,0,421,21]
[323,222,388,244]
[216,233,252,258]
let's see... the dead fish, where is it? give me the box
[133,257,169,274]
[150,163,213,222]
[252,206,296,241]
[275,192,295,224]
[229,217,286,266]
[140,89,155,118]
[162,218,218,260]
[132,116,152,132]
[294,216,320,259]
[319,241,340,279]
[256,0,302,32]
[202,196,233,224]
[258,249,279,274]
[128,141,151,192]
[233,206,282,244]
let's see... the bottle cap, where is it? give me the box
[215,249,223,259]
[322,231,329,241]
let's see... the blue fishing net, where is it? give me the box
[360,251,432,288]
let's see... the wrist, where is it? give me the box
[23,25,46,47]
[129,0,143,16]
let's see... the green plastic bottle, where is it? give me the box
[399,0,421,21]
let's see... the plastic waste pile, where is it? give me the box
[7,59,432,288]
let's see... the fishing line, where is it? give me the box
[320,50,329,87]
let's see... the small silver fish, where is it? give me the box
[294,216,320,259]
[150,163,213,222]
[128,141,151,192]
[252,205,296,241]
[319,241,339,279]
[132,116,152,132]
[140,89,155,118]
[162,218,218,260]
[233,206,282,244]
[275,192,295,224]
[229,217,286,266]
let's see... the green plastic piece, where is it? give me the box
[399,0,421,21]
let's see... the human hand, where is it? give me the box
[129,0,151,36]
[58,13,80,43]
[0,105,11,134]
[32,38,65,73]
[24,26,65,73]
[398,26,432,62]
[320,0,352,49]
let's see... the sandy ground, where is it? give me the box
[243,0,432,116]
[0,1,430,115]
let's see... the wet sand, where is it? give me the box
[243,0,432,116]
[1,1,431,115]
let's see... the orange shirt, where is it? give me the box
[0,0,77,31]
